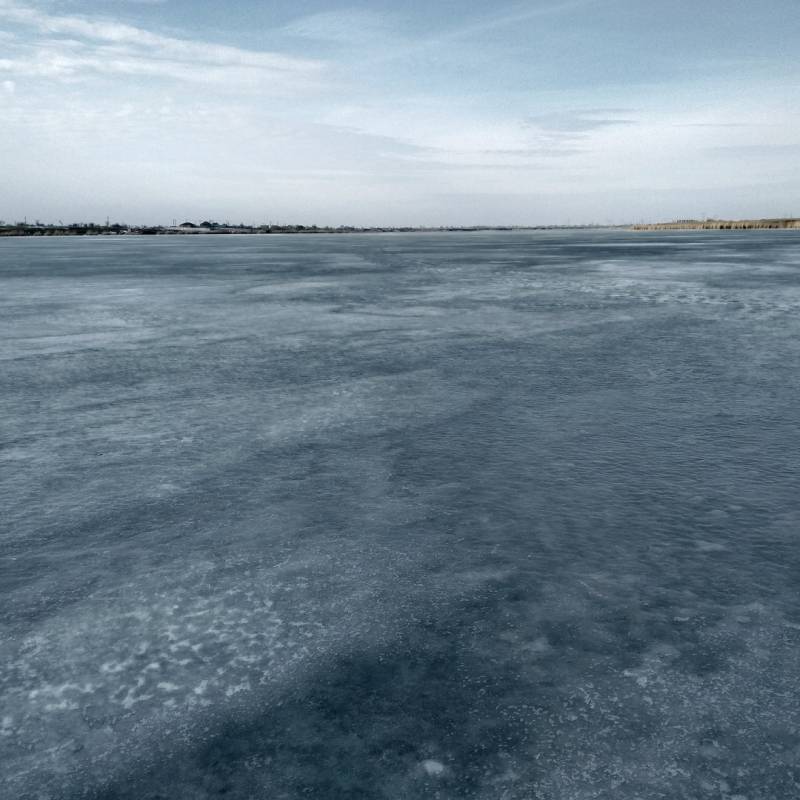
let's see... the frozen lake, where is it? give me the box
[2,230,800,799]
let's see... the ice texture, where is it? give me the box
[2,230,800,799]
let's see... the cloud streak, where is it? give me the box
[358,0,596,66]
[526,109,636,134]
[0,0,327,89]
[282,8,396,45]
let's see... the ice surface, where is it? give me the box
[2,231,800,798]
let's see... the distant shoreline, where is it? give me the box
[632,218,800,231]
[3,219,799,237]
[0,223,612,238]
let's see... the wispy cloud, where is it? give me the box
[526,109,636,134]
[281,0,595,67]
[282,8,396,45]
[0,0,327,89]
[430,0,595,44]
[677,122,767,129]
[361,0,595,65]
[319,102,598,168]
[706,144,800,156]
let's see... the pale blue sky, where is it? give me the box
[1,0,798,225]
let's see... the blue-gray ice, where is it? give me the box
[2,231,800,799]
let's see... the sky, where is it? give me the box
[0,0,798,226]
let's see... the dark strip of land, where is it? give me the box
[0,223,611,237]
[633,218,800,231]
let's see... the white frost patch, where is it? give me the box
[420,759,447,777]
[101,659,133,675]
[44,700,79,712]
[696,540,727,552]
[225,680,251,698]
[244,280,337,295]
[29,681,95,700]
[527,636,552,654]
[152,482,181,497]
